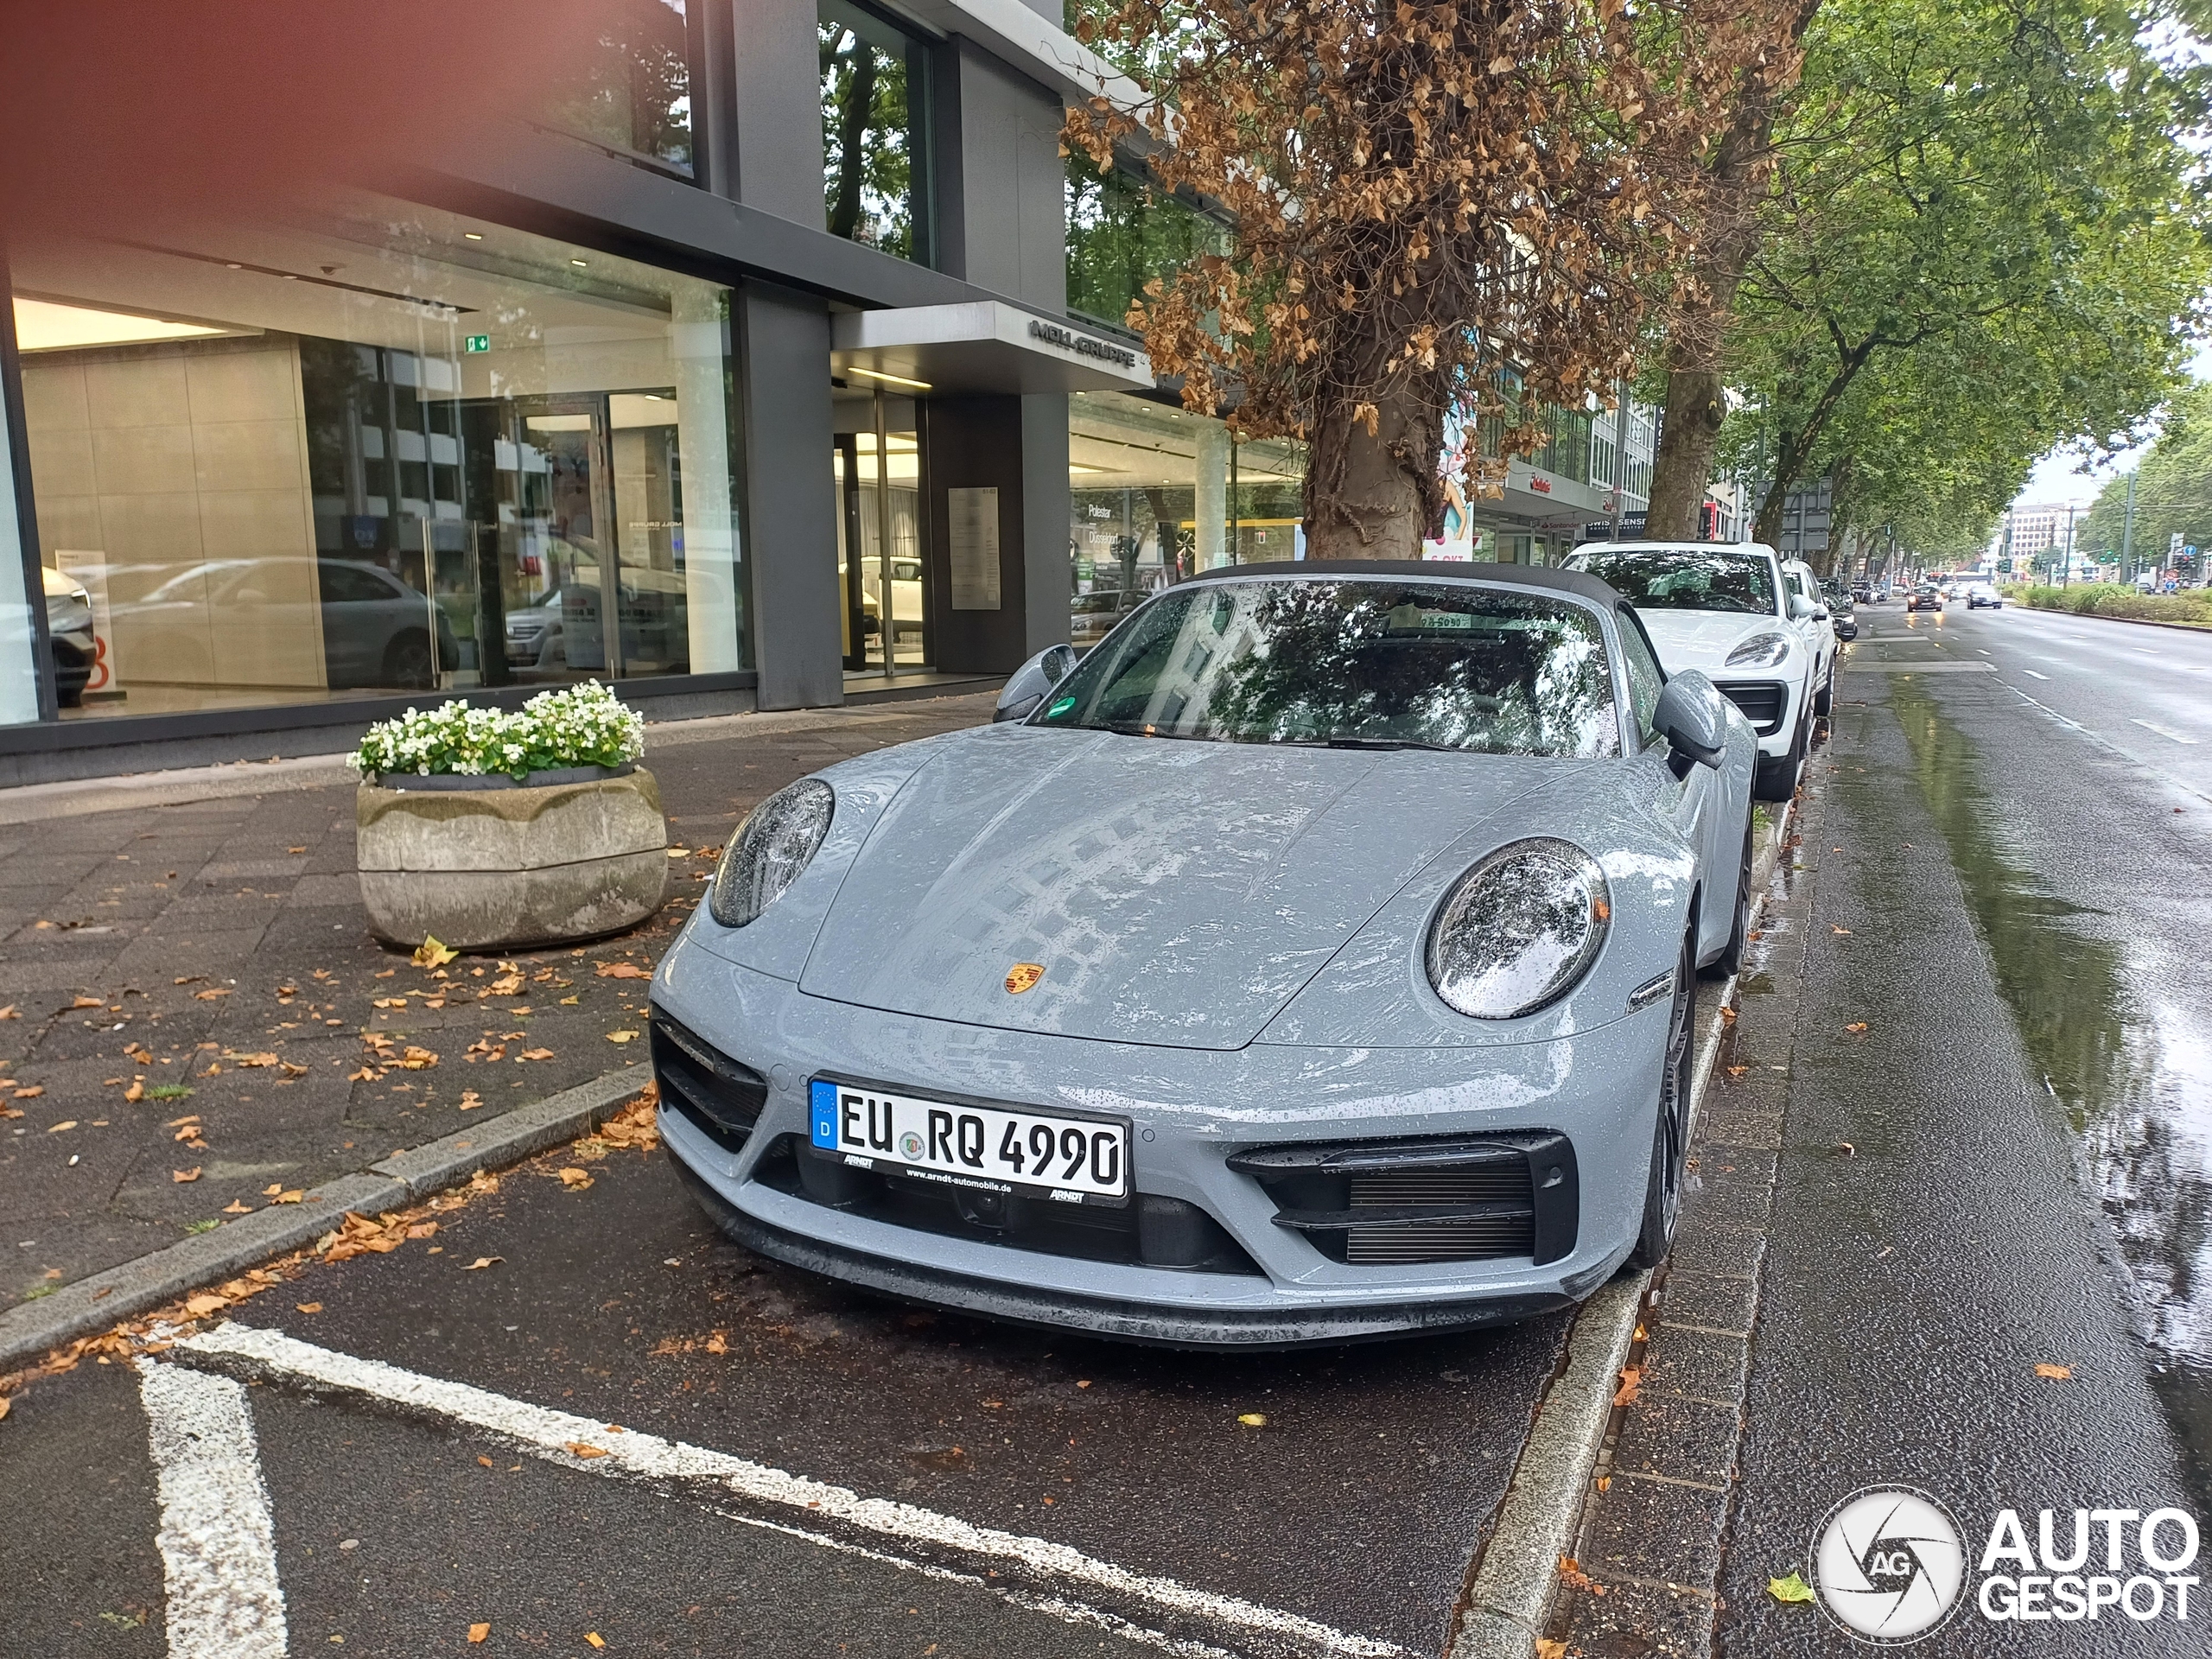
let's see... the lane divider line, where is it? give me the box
[137,1360,289,1659]
[168,1323,1405,1659]
[2131,718,2201,746]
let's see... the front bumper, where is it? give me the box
[650,934,1662,1346]
[1712,676,1803,758]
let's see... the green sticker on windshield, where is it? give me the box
[1047,696,1077,718]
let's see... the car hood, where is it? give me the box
[796,728,1565,1050]
[1634,608,1791,674]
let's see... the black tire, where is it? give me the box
[1752,711,1806,802]
[1812,659,1834,716]
[1630,931,1698,1269]
[1700,813,1755,980]
[383,631,435,690]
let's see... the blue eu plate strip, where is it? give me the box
[810,1080,838,1148]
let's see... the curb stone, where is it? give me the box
[1448,797,1796,1659]
[0,1063,653,1372]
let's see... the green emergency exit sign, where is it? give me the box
[463,334,491,353]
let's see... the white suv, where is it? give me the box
[1567,540,1819,801]
[1779,558,1839,715]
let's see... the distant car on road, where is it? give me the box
[1907,584,1945,612]
[1967,584,2002,609]
[1822,580,1859,641]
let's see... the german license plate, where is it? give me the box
[808,1079,1128,1205]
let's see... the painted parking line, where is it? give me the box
[138,1362,289,1659]
[2017,669,2051,681]
[166,1324,1404,1659]
[2131,719,2201,746]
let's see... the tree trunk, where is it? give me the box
[1302,382,1445,562]
[1639,0,1825,537]
[1644,366,1728,538]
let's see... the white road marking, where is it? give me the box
[2131,719,2200,745]
[172,1325,1405,1659]
[2018,669,2051,681]
[710,1506,1240,1658]
[137,1361,289,1659]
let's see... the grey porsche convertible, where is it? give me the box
[650,561,1758,1345]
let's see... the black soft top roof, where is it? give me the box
[1178,558,1627,611]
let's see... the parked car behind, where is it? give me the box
[1822,579,1859,641]
[1967,583,2003,609]
[1567,540,1820,801]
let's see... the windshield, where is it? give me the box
[1033,579,1619,757]
[1568,550,1777,615]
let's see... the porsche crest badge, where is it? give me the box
[1004,963,1045,995]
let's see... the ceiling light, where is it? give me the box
[844,365,932,391]
[12,297,233,353]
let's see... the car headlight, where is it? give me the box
[708,779,834,928]
[1426,838,1611,1020]
[1724,631,1791,669]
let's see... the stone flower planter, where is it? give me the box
[357,763,670,950]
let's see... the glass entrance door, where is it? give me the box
[833,388,926,674]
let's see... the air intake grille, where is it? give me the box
[1344,1169,1535,1264]
[1716,681,1786,735]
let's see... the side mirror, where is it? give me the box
[993,643,1078,723]
[1653,671,1726,769]
[1787,594,1818,621]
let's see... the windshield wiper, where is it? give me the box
[1319,736,1465,753]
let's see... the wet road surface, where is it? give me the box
[1716,603,2209,1655]
[3,1140,1573,1657]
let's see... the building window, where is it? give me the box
[10,193,747,720]
[1065,153,1229,334]
[1067,392,1306,643]
[819,0,931,264]
[546,0,697,177]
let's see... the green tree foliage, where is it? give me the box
[1065,151,1229,332]
[821,10,919,257]
[2082,385,2212,564]
[1724,0,2210,546]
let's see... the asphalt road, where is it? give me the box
[1715,601,2211,1654]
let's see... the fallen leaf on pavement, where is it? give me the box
[519,1048,554,1062]
[584,1633,606,1649]
[467,1624,490,1644]
[270,1190,304,1205]
[1844,1021,1870,1033]
[595,963,651,979]
[264,1183,285,1195]
[172,1168,200,1183]
[565,1442,609,1459]
[0,1005,15,1020]
[71,995,103,1008]
[223,1201,252,1214]
[1831,925,1852,935]
[558,1167,594,1190]
[194,988,231,1001]
[17,1086,46,1099]
[1769,1572,1816,1604]
[183,1294,227,1317]
[606,1030,639,1044]
[2035,1363,2073,1380]
[478,1455,494,1468]
[124,1081,144,1103]
[1535,1641,1567,1659]
[0,1396,10,1420]
[45,1119,74,1132]
[1612,1367,1641,1408]
[1719,1007,1737,1026]
[1236,1412,1267,1427]
[296,1302,322,1314]
[1726,1065,1750,1077]
[459,1090,484,1109]
[461,1256,502,1271]
[1835,1141,1855,1155]
[412,937,459,969]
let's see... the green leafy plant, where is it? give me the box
[184,1218,223,1236]
[145,1083,194,1102]
[353,682,647,782]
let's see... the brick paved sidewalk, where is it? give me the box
[0,693,998,1306]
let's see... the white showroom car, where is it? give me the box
[1567,541,1821,801]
